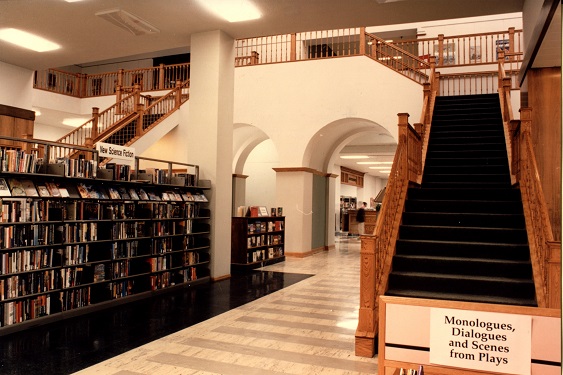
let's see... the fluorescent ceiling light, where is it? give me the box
[379,170,392,173]
[368,166,392,169]
[0,28,60,52]
[357,161,393,165]
[340,155,369,159]
[198,0,261,22]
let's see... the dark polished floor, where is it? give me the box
[0,271,313,375]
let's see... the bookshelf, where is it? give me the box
[231,216,285,272]
[0,137,211,334]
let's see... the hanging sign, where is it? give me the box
[96,142,135,163]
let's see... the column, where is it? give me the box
[274,168,314,257]
[187,30,234,279]
[232,174,248,216]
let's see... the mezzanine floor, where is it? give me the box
[0,237,377,375]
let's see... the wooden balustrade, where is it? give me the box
[393,28,522,67]
[34,63,190,98]
[356,113,422,357]
[497,54,561,309]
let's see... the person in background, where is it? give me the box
[356,201,367,235]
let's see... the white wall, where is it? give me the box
[243,139,278,210]
[0,62,34,109]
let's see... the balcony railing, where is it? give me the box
[35,27,522,99]
[34,63,190,98]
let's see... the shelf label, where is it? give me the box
[429,308,531,375]
[96,142,135,163]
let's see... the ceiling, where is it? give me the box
[2,0,552,179]
[0,0,526,71]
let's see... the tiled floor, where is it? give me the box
[1,237,379,374]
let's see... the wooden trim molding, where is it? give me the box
[0,104,35,121]
[518,0,560,84]
[211,274,231,282]
[232,174,248,179]
[273,167,332,177]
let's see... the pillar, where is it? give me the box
[274,168,314,257]
[232,174,248,216]
[186,30,235,280]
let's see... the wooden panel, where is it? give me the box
[528,67,561,241]
[0,115,15,147]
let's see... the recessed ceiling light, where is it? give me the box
[0,28,60,52]
[197,0,261,22]
[379,170,392,173]
[368,166,392,169]
[357,161,393,165]
[340,155,369,159]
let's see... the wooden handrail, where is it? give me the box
[356,113,422,357]
[497,53,561,309]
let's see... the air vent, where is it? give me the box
[95,8,159,36]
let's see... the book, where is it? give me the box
[128,188,139,200]
[138,189,149,200]
[108,187,121,200]
[21,179,38,197]
[76,183,90,199]
[8,179,26,196]
[93,264,105,282]
[36,184,51,197]
[45,182,61,197]
[0,178,11,197]
[118,187,131,200]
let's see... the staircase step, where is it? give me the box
[429,135,506,145]
[395,239,531,261]
[422,173,510,184]
[424,165,509,176]
[405,199,523,214]
[427,143,507,152]
[399,224,528,244]
[424,157,508,167]
[430,129,504,139]
[407,187,521,201]
[384,289,536,307]
[387,272,536,300]
[392,255,533,278]
[426,150,508,159]
[402,212,525,228]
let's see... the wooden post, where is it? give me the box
[134,84,141,110]
[547,241,561,309]
[250,51,259,65]
[79,73,87,98]
[290,33,296,62]
[91,107,99,140]
[159,63,165,90]
[355,235,377,357]
[502,76,512,120]
[508,27,515,59]
[136,103,145,136]
[435,71,441,96]
[117,69,124,88]
[175,80,182,108]
[437,34,444,66]
[359,27,366,55]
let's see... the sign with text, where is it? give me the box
[430,308,532,375]
[96,142,135,164]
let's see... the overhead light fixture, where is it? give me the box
[368,166,392,170]
[0,28,60,52]
[197,0,261,22]
[96,9,160,36]
[340,155,369,159]
[379,170,392,173]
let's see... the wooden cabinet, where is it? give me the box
[231,216,285,272]
[348,210,378,235]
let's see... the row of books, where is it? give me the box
[0,178,209,203]
[248,220,284,234]
[237,206,284,217]
[53,157,97,179]
[399,367,424,375]
[247,247,283,263]
[0,248,57,275]
[0,270,59,301]
[247,234,283,248]
[1,295,50,327]
[0,149,42,174]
